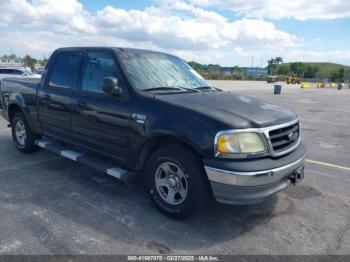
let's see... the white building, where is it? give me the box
[0,57,24,68]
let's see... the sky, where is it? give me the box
[0,0,350,66]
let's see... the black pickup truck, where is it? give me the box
[0,47,306,219]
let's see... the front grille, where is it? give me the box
[268,122,300,153]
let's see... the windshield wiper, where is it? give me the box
[142,86,200,93]
[143,86,179,92]
[196,86,220,91]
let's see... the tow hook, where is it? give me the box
[290,166,305,185]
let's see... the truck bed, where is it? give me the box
[1,77,40,94]
[0,77,41,127]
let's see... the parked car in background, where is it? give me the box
[266,75,278,83]
[33,69,45,75]
[0,68,41,80]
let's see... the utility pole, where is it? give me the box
[11,48,13,67]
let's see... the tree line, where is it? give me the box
[268,56,350,81]
[267,57,320,78]
[1,54,48,70]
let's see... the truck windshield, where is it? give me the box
[118,51,213,92]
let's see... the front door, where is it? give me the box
[38,51,83,140]
[71,50,131,165]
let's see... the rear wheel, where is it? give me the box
[146,144,208,219]
[11,112,38,153]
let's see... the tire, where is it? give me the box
[146,144,208,219]
[11,112,38,153]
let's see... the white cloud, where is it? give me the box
[96,3,297,52]
[223,19,296,51]
[0,0,35,26]
[0,31,152,57]
[95,6,228,50]
[190,0,350,20]
[31,0,84,22]
[0,0,297,65]
[0,0,95,33]
[1,0,350,67]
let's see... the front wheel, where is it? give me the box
[11,112,38,153]
[146,145,208,219]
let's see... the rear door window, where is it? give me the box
[48,52,83,89]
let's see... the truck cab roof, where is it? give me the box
[54,46,173,57]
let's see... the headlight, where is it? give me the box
[215,132,266,156]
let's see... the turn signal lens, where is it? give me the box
[216,132,266,155]
[217,134,240,153]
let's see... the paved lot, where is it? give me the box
[0,81,349,255]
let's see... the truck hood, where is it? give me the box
[156,91,297,128]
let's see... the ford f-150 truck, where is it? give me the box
[0,47,306,219]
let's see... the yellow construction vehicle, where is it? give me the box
[286,75,301,84]
[317,82,325,88]
[301,82,310,89]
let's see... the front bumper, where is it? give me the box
[204,144,306,204]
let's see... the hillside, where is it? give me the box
[279,62,350,79]
[187,60,350,80]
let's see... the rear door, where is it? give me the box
[71,50,132,165]
[38,51,83,140]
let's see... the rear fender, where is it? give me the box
[7,97,33,129]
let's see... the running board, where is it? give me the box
[35,139,135,186]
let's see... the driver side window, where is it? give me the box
[82,52,119,93]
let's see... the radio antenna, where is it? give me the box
[142,23,147,49]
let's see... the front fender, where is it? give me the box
[132,130,205,170]
[147,130,204,155]
[126,94,229,170]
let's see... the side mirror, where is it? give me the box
[101,77,122,96]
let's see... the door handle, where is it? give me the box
[42,94,50,101]
[41,94,51,105]
[76,101,87,109]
